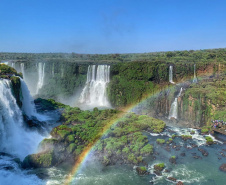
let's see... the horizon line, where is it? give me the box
[0,47,225,55]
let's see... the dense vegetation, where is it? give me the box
[1,48,226,63]
[94,113,165,165]
[23,104,166,168]
[180,73,226,126]
[0,64,22,78]
[3,48,225,107]
[108,60,225,107]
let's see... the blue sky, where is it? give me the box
[0,0,226,53]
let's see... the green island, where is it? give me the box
[22,102,166,168]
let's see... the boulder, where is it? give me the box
[169,157,176,164]
[154,163,165,176]
[164,169,171,173]
[198,148,209,156]
[167,177,177,182]
[193,155,202,159]
[154,164,164,172]
[176,181,184,185]
[219,164,226,172]
[22,151,56,168]
[136,166,149,175]
[154,170,162,176]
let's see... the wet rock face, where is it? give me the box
[10,76,22,108]
[23,115,47,134]
[219,164,226,172]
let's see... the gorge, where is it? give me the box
[0,49,226,185]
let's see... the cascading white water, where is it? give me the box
[20,78,37,118]
[21,78,49,121]
[79,65,111,107]
[168,87,183,119]
[11,62,15,68]
[36,63,45,94]
[20,63,25,79]
[169,66,174,84]
[178,87,183,97]
[0,79,43,159]
[193,64,197,83]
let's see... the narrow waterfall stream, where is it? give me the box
[36,63,45,94]
[20,78,37,118]
[169,66,174,84]
[193,64,198,83]
[168,87,183,119]
[20,63,25,80]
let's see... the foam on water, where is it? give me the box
[168,164,205,184]
[204,134,223,144]
[150,133,161,136]
[169,126,207,146]
[0,155,43,185]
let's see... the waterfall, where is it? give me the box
[178,87,183,97]
[11,62,15,69]
[0,79,43,159]
[20,78,37,118]
[193,64,197,83]
[79,65,111,107]
[168,87,183,119]
[169,66,174,84]
[36,63,45,94]
[20,63,25,80]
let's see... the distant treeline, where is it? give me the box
[1,48,226,63]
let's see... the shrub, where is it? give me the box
[181,135,192,140]
[140,144,153,155]
[156,163,165,168]
[172,134,176,139]
[205,136,213,145]
[156,139,165,144]
[201,128,209,133]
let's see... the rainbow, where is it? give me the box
[64,75,205,185]
[64,109,130,185]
